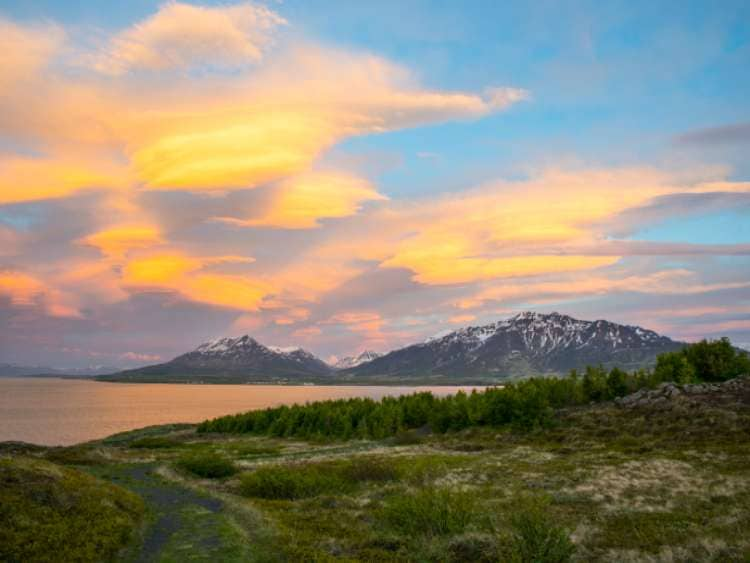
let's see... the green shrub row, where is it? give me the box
[239,456,400,500]
[176,452,237,478]
[198,339,749,440]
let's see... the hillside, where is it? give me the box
[346,312,685,379]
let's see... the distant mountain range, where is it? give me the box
[98,312,689,384]
[0,363,117,377]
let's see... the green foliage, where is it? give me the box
[129,436,178,449]
[509,498,575,562]
[656,338,749,383]
[43,446,105,466]
[177,452,236,479]
[240,456,400,500]
[197,339,748,441]
[391,429,425,445]
[380,487,478,537]
[0,456,144,562]
[340,456,400,483]
[239,464,346,500]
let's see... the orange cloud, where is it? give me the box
[0,8,526,203]
[217,171,387,229]
[0,18,63,93]
[95,1,286,74]
[122,253,269,311]
[457,269,750,310]
[373,168,750,285]
[0,155,130,205]
[0,270,80,317]
[80,225,163,257]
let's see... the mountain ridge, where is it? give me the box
[344,311,686,378]
[101,335,333,382]
[100,312,689,383]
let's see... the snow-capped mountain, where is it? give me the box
[332,350,382,369]
[106,335,332,382]
[345,312,685,379]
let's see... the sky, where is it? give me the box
[0,0,749,368]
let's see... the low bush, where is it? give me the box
[340,457,400,483]
[508,499,575,563]
[44,446,105,466]
[380,487,478,537]
[177,453,236,479]
[391,429,425,445]
[232,444,282,457]
[129,436,178,449]
[239,464,346,500]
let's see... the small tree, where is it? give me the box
[606,367,629,398]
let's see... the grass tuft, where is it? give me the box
[177,453,236,479]
[380,487,478,537]
[508,498,575,563]
[129,436,179,449]
[239,464,346,500]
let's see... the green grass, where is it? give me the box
[177,453,237,479]
[508,498,576,562]
[0,456,144,562]
[239,464,348,500]
[379,486,480,537]
[130,436,180,449]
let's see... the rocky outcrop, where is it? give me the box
[614,376,750,409]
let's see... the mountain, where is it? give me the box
[101,336,333,382]
[0,363,116,377]
[344,312,686,379]
[332,350,382,370]
[0,363,57,377]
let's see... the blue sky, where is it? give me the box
[0,0,748,366]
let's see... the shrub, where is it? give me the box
[380,487,478,537]
[239,464,346,500]
[233,444,281,457]
[341,457,400,483]
[44,446,105,466]
[508,499,575,563]
[391,429,425,445]
[129,436,178,449]
[447,533,499,562]
[177,453,236,479]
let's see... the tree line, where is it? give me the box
[197,338,749,439]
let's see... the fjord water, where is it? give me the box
[0,377,480,446]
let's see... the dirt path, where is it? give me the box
[99,464,253,562]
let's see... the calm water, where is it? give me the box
[0,378,480,446]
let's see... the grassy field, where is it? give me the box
[2,375,748,562]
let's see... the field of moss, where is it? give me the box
[2,378,749,562]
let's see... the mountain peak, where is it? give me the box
[347,312,684,378]
[333,350,382,369]
[109,334,333,381]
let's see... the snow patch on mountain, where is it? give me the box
[333,350,382,369]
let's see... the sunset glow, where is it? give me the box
[1,1,748,368]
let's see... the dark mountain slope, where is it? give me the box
[345,312,685,379]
